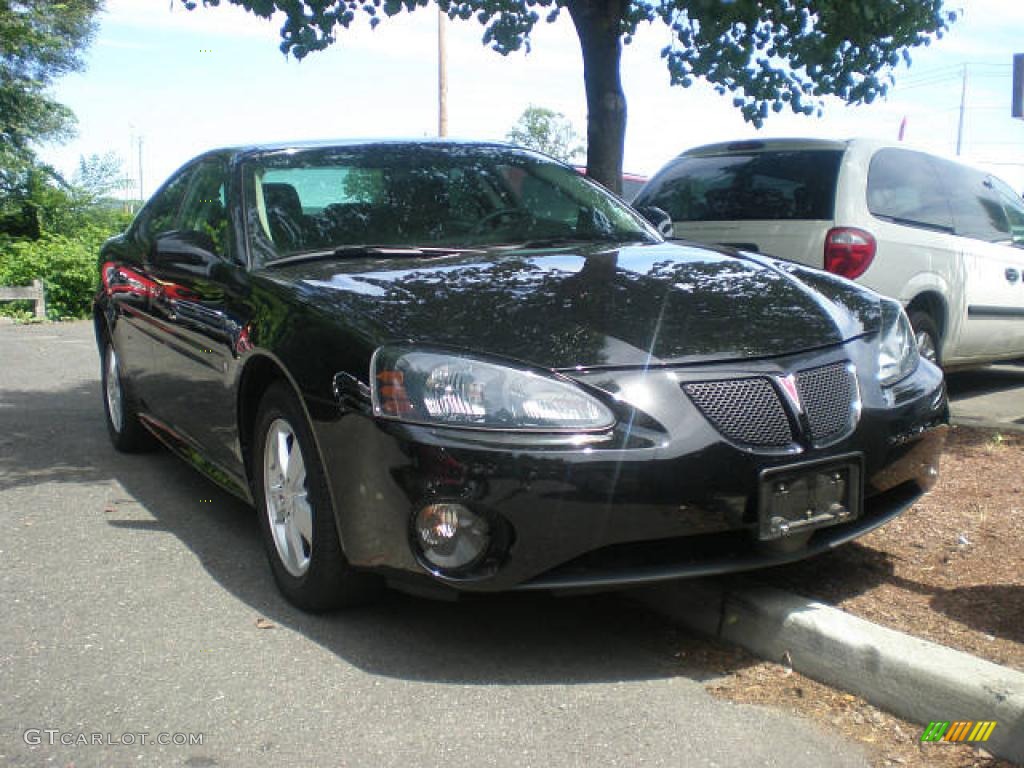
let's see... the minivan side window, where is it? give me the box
[932,158,1010,243]
[866,149,953,232]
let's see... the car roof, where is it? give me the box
[678,138,853,157]
[202,138,541,162]
[673,136,974,159]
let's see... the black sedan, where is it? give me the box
[94,140,948,611]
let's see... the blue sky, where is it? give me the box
[39,0,1024,197]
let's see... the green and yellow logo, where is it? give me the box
[920,721,997,743]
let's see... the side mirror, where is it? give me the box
[152,230,220,278]
[636,206,674,238]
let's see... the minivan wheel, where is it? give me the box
[252,382,381,612]
[909,311,941,366]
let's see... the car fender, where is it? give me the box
[898,271,965,354]
[235,347,356,557]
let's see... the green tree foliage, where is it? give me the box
[0,2,120,321]
[181,0,954,194]
[73,151,129,199]
[0,0,102,193]
[0,226,119,319]
[0,158,132,321]
[506,106,584,162]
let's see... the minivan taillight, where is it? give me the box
[824,227,876,279]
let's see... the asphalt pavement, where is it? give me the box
[946,364,1024,431]
[0,321,872,768]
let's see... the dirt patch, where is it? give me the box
[754,425,1024,672]
[677,633,1014,768]
[679,425,1022,767]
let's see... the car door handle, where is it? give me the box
[1006,268,1020,284]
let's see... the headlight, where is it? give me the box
[371,347,615,431]
[877,300,920,386]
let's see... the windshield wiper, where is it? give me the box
[516,234,654,249]
[267,245,471,267]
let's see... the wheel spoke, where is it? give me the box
[276,427,291,481]
[285,442,306,492]
[286,514,307,569]
[292,496,313,543]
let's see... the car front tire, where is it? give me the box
[101,339,156,453]
[253,382,380,612]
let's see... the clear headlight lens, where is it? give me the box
[877,299,920,386]
[371,347,615,431]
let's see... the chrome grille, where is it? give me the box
[683,378,794,447]
[796,362,859,445]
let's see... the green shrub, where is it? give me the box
[0,223,123,320]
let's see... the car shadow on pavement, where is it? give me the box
[945,365,1024,400]
[1,381,758,687]
[751,542,1024,648]
[929,585,1024,645]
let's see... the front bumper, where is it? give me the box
[313,339,948,594]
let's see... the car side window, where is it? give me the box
[179,160,230,257]
[140,167,195,238]
[933,159,1010,243]
[866,149,953,231]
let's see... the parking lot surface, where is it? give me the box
[0,321,874,768]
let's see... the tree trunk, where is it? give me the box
[567,0,626,195]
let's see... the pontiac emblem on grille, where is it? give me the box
[776,374,803,415]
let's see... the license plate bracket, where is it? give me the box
[758,455,863,540]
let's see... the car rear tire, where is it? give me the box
[101,338,156,453]
[253,382,381,612]
[908,311,941,366]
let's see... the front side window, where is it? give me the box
[243,145,657,264]
[179,160,230,256]
[139,167,195,238]
[634,150,843,222]
[867,148,954,232]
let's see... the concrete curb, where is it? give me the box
[636,580,1024,764]
[950,415,1024,434]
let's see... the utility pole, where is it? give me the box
[127,126,136,213]
[956,64,968,156]
[138,136,145,201]
[438,8,448,137]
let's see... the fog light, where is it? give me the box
[414,503,490,571]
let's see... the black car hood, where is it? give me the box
[270,241,882,370]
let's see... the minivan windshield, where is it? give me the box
[636,150,843,222]
[244,144,658,264]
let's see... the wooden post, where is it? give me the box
[32,279,46,319]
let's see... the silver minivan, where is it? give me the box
[634,138,1024,367]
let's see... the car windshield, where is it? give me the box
[244,144,658,263]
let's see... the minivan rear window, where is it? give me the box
[635,150,843,221]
